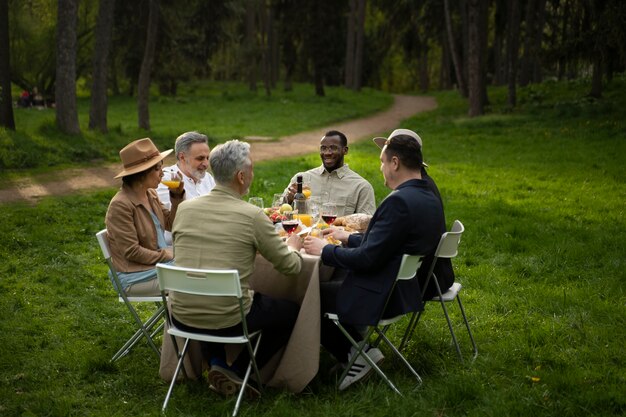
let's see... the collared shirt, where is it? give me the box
[283,164,376,216]
[105,185,183,274]
[170,185,303,329]
[157,163,216,210]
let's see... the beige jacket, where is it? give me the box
[105,185,184,273]
[170,185,303,329]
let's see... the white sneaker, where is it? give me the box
[339,346,384,390]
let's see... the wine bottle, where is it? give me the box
[293,175,308,214]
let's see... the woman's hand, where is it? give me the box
[170,172,185,197]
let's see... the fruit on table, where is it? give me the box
[279,203,293,213]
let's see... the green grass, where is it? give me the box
[1,81,391,174]
[1,77,625,416]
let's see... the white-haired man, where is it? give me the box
[171,140,303,398]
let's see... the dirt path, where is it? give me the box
[0,95,436,204]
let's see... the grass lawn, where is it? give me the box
[0,77,625,416]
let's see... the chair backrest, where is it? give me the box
[377,254,424,322]
[435,220,464,259]
[96,229,111,259]
[397,254,423,281]
[418,220,464,302]
[156,263,242,298]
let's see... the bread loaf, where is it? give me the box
[333,213,372,233]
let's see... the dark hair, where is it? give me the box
[324,130,347,147]
[383,134,423,170]
[122,166,152,185]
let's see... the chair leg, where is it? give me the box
[399,310,423,353]
[456,295,478,360]
[112,305,165,362]
[332,321,402,395]
[438,298,464,363]
[162,338,190,412]
[233,333,263,417]
[373,327,422,386]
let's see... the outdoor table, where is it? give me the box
[159,251,333,393]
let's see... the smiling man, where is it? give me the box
[282,130,375,216]
[157,131,216,209]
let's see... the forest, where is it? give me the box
[1,0,625,133]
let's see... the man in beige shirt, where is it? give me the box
[171,140,303,398]
[283,130,376,216]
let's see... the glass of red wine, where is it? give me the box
[281,210,299,236]
[321,202,338,225]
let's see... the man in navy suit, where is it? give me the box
[304,130,446,390]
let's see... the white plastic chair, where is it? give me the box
[95,229,164,362]
[326,254,424,395]
[399,220,478,362]
[156,263,263,417]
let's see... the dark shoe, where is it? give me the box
[208,365,261,399]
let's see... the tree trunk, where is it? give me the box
[352,0,366,91]
[246,0,258,92]
[419,47,429,92]
[344,0,355,88]
[444,0,467,96]
[467,0,484,117]
[439,29,452,90]
[519,0,536,86]
[259,1,271,96]
[88,0,115,133]
[492,0,507,85]
[137,0,159,131]
[0,0,15,130]
[55,0,80,134]
[507,0,521,108]
[589,53,603,98]
[532,0,546,83]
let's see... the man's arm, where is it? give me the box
[322,196,409,272]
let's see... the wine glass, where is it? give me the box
[321,202,338,225]
[281,210,299,236]
[248,197,264,209]
[272,193,285,209]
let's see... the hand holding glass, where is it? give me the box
[161,170,181,189]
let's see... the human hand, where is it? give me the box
[286,232,303,251]
[285,182,297,203]
[303,235,327,256]
[325,227,350,245]
[169,172,185,197]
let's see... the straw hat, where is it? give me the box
[373,128,428,167]
[114,138,173,179]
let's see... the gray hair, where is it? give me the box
[209,140,251,184]
[174,131,209,160]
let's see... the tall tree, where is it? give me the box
[444,0,468,96]
[467,0,486,116]
[0,0,15,130]
[245,0,258,92]
[89,0,115,133]
[507,0,521,107]
[344,0,365,91]
[137,0,159,130]
[55,0,80,134]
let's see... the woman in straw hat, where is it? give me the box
[105,138,185,296]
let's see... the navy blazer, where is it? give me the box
[422,168,455,299]
[321,179,446,326]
